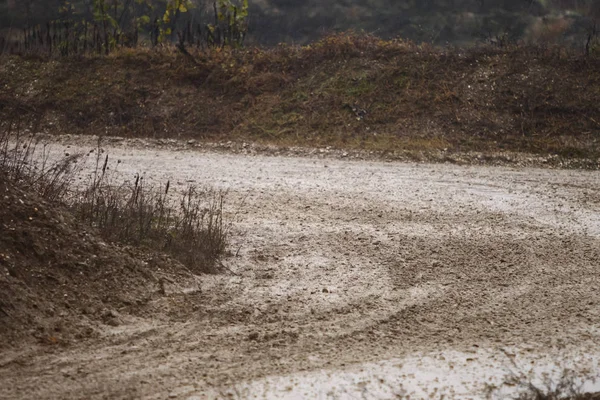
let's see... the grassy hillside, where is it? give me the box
[1,34,599,162]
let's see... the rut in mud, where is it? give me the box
[1,138,600,399]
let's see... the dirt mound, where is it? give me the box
[0,176,195,349]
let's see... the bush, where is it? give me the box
[74,151,227,273]
[1,121,227,274]
[485,351,600,400]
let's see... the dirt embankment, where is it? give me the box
[0,174,199,349]
[1,35,599,161]
[1,140,599,399]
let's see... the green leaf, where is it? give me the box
[238,0,249,18]
[139,15,151,25]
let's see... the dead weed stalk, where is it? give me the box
[1,121,228,274]
[0,118,81,201]
[485,350,600,400]
[72,146,227,274]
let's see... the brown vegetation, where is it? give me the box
[0,158,159,347]
[1,33,599,163]
[486,352,600,400]
[0,120,227,347]
[73,152,227,273]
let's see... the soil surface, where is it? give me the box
[2,137,600,399]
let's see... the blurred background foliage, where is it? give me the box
[0,0,598,46]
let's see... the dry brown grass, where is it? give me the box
[0,120,227,274]
[74,150,227,273]
[1,32,599,161]
[0,119,82,202]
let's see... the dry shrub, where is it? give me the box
[486,352,600,400]
[502,371,600,400]
[0,121,227,274]
[73,156,226,273]
[0,118,81,201]
[166,187,226,272]
[71,150,227,274]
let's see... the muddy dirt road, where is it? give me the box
[2,139,600,399]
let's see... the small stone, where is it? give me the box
[322,288,329,293]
